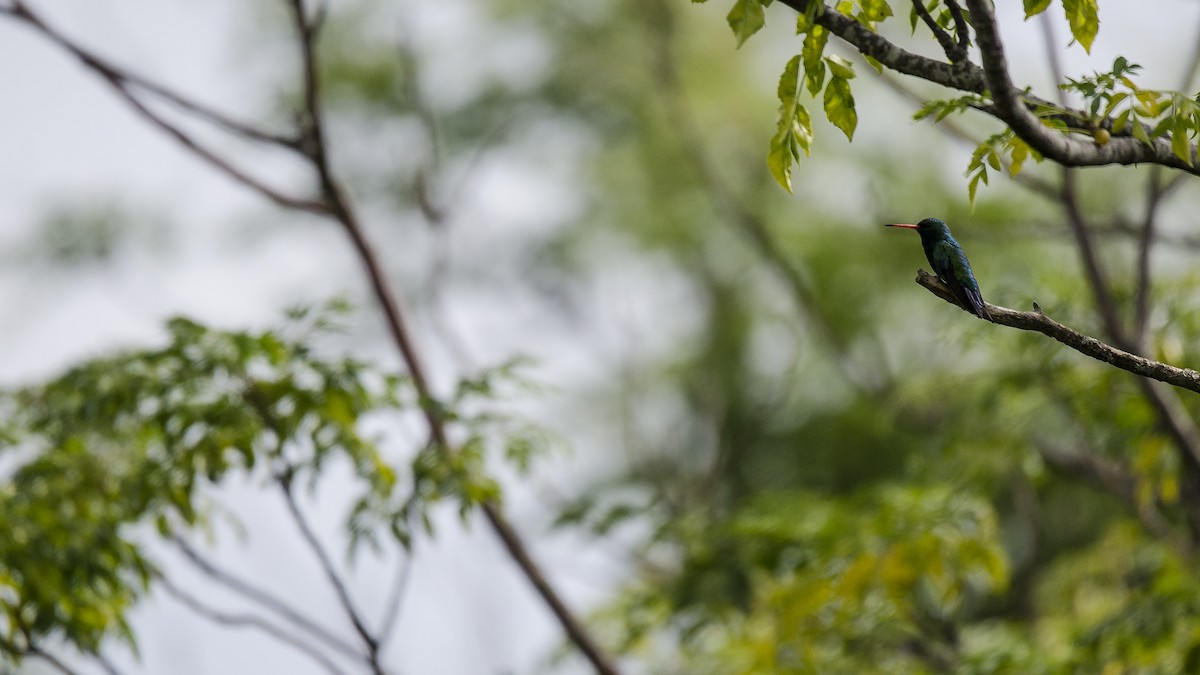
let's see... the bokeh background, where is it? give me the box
[3,1,1200,673]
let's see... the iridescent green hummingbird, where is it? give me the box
[887,217,989,319]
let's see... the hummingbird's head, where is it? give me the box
[885,218,951,237]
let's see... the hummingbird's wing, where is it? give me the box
[931,240,989,319]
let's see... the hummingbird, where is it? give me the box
[886,217,989,319]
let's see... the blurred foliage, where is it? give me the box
[5,0,1200,672]
[0,300,547,662]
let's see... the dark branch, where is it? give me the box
[770,0,1200,177]
[963,0,1200,176]
[913,270,1200,396]
[1035,441,1179,545]
[943,0,970,58]
[911,0,960,64]
[778,0,985,92]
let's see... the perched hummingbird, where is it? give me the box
[886,217,989,319]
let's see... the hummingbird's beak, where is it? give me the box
[885,223,919,229]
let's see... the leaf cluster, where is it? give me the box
[0,302,549,661]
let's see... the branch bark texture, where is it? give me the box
[771,0,1200,177]
[914,270,1200,395]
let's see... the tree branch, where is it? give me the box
[910,0,961,64]
[278,472,385,674]
[913,269,1200,396]
[779,0,985,92]
[171,536,366,663]
[770,0,1200,176]
[283,2,621,672]
[3,1,325,214]
[963,0,1200,175]
[158,574,349,675]
[943,0,970,58]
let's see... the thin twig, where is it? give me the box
[377,541,416,650]
[159,575,349,675]
[171,536,366,663]
[278,472,384,674]
[24,645,83,675]
[3,2,323,213]
[283,2,622,672]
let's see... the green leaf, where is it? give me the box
[824,55,856,80]
[1132,118,1151,146]
[1172,118,1192,165]
[727,0,766,47]
[1061,0,1099,52]
[857,0,893,24]
[1023,0,1052,19]
[823,76,857,140]
[769,56,807,192]
[801,24,829,95]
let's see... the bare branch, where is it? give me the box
[770,0,1200,177]
[158,575,349,675]
[278,473,384,674]
[3,2,323,213]
[24,645,83,675]
[377,545,416,650]
[913,269,1200,396]
[171,536,366,663]
[282,2,622,672]
[780,0,984,91]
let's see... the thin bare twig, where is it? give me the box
[24,645,83,675]
[377,541,416,650]
[171,536,365,663]
[3,2,324,214]
[278,472,384,674]
[158,575,349,675]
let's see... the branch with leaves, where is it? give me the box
[715,0,1200,194]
